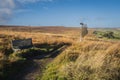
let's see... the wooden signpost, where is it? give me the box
[80,23,88,41]
[11,38,33,52]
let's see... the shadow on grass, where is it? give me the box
[32,42,71,59]
[4,42,71,80]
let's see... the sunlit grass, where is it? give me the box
[0,28,120,80]
[41,40,120,80]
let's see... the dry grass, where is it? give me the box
[0,30,74,45]
[0,27,120,80]
[41,40,120,80]
[0,29,74,79]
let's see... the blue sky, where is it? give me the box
[0,0,120,28]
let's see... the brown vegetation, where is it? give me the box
[0,26,120,80]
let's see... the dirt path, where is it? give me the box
[12,45,68,80]
[23,58,53,80]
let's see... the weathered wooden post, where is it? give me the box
[80,23,88,41]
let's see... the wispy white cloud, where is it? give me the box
[0,0,15,8]
[0,8,12,15]
[0,0,15,23]
[43,6,49,10]
[16,0,53,3]
[14,9,31,13]
[0,0,54,24]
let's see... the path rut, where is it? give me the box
[12,45,68,80]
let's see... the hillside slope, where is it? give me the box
[40,40,120,80]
